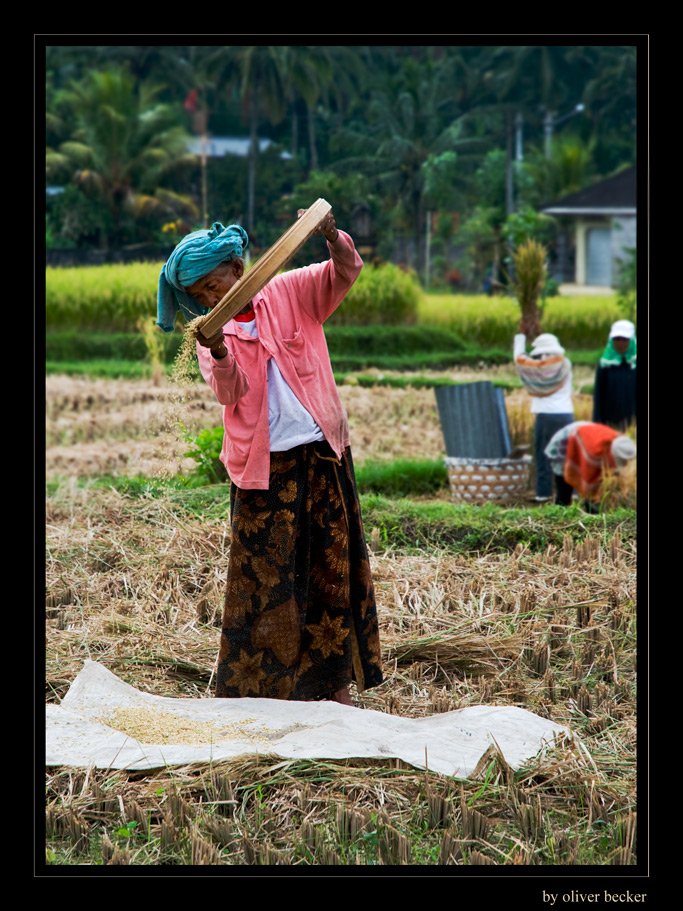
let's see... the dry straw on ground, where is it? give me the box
[45,371,637,866]
[45,479,636,866]
[45,371,596,481]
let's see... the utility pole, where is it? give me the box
[515,112,524,162]
[505,110,514,216]
[201,133,208,228]
[425,211,432,288]
[544,103,585,158]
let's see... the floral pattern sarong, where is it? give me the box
[215,442,383,701]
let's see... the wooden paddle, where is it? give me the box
[192,198,332,339]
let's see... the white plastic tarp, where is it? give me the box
[46,661,570,778]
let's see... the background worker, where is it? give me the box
[157,209,383,706]
[513,320,575,502]
[544,420,637,507]
[592,319,637,432]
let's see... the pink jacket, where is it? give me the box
[196,230,363,489]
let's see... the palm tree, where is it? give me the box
[46,66,196,248]
[283,46,333,171]
[206,46,288,232]
[472,45,580,113]
[337,53,485,274]
[520,133,597,207]
[567,45,637,172]
[282,46,366,172]
[470,46,587,181]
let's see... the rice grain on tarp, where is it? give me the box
[96,707,270,746]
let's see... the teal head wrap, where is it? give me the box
[156,222,249,332]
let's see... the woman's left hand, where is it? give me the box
[297,208,338,243]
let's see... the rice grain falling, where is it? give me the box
[170,317,207,389]
[96,707,271,746]
[161,316,214,476]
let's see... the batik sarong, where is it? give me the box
[215,441,383,701]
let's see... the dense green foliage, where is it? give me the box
[327,263,420,326]
[418,292,624,348]
[334,371,519,388]
[46,267,616,385]
[360,493,636,553]
[44,331,601,379]
[45,259,623,352]
[181,426,226,487]
[180,431,451,494]
[325,325,466,357]
[46,474,635,555]
[355,459,448,497]
[45,359,156,380]
[46,331,177,362]
[45,325,470,365]
[46,262,161,332]
[46,67,197,250]
[46,44,638,288]
[45,259,420,331]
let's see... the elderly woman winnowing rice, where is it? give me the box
[156,213,383,707]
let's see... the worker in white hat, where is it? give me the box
[514,320,575,502]
[593,319,636,431]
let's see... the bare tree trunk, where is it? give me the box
[290,96,299,159]
[414,194,426,277]
[248,104,258,233]
[493,225,502,285]
[505,108,514,217]
[307,104,318,172]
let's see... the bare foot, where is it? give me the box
[331,686,353,706]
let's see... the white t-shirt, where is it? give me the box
[236,318,325,451]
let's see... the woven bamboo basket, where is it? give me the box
[445,455,532,504]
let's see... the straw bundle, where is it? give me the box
[512,238,548,334]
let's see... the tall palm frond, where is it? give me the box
[45,66,192,247]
